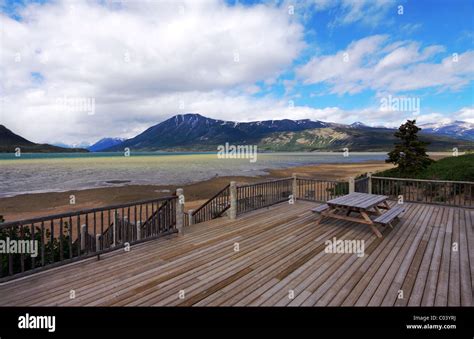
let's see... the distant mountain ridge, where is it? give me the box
[52,142,91,149]
[0,125,88,153]
[88,138,126,152]
[105,114,331,151]
[3,115,472,153]
[419,120,474,141]
[104,113,473,152]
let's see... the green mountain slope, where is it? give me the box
[258,127,473,152]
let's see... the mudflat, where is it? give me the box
[0,160,395,222]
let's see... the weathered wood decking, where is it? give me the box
[0,200,472,306]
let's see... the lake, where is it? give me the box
[0,152,388,197]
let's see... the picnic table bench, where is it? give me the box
[373,205,405,227]
[311,192,405,238]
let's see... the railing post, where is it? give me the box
[368,172,372,194]
[229,181,237,220]
[80,224,86,250]
[349,177,355,194]
[136,221,141,240]
[292,173,298,200]
[176,188,184,234]
[188,209,195,226]
[95,234,101,252]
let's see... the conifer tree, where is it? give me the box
[386,120,433,174]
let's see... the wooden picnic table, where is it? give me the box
[314,192,392,238]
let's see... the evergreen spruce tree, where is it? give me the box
[386,120,433,175]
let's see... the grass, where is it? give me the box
[375,153,474,181]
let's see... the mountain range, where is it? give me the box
[87,138,126,152]
[419,120,474,141]
[50,138,126,151]
[103,113,473,152]
[2,114,473,153]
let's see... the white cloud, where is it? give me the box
[457,107,474,123]
[296,35,473,95]
[400,23,422,34]
[311,0,395,27]
[362,106,474,127]
[0,1,470,146]
[0,87,350,144]
[0,0,305,143]
[408,107,474,126]
[296,35,387,91]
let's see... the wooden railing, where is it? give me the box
[371,176,474,207]
[355,175,369,193]
[183,212,190,227]
[186,177,350,221]
[296,178,349,202]
[237,178,293,214]
[191,184,230,224]
[101,198,176,248]
[5,175,470,281]
[0,196,178,282]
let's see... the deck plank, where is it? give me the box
[459,209,472,306]
[408,205,444,306]
[421,206,448,306]
[343,204,429,306]
[448,208,461,306]
[360,204,432,306]
[0,200,471,307]
[325,203,422,306]
[466,210,474,302]
[435,208,454,306]
[378,205,437,306]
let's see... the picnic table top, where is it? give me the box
[327,192,389,209]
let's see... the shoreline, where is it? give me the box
[0,160,395,222]
[0,152,451,222]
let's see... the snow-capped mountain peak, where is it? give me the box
[419,120,474,140]
[350,121,368,128]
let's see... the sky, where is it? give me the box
[0,0,473,145]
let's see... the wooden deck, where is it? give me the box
[0,200,472,306]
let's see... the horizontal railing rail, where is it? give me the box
[0,195,178,282]
[296,177,349,202]
[371,176,474,207]
[371,176,474,184]
[237,177,293,214]
[0,196,177,229]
